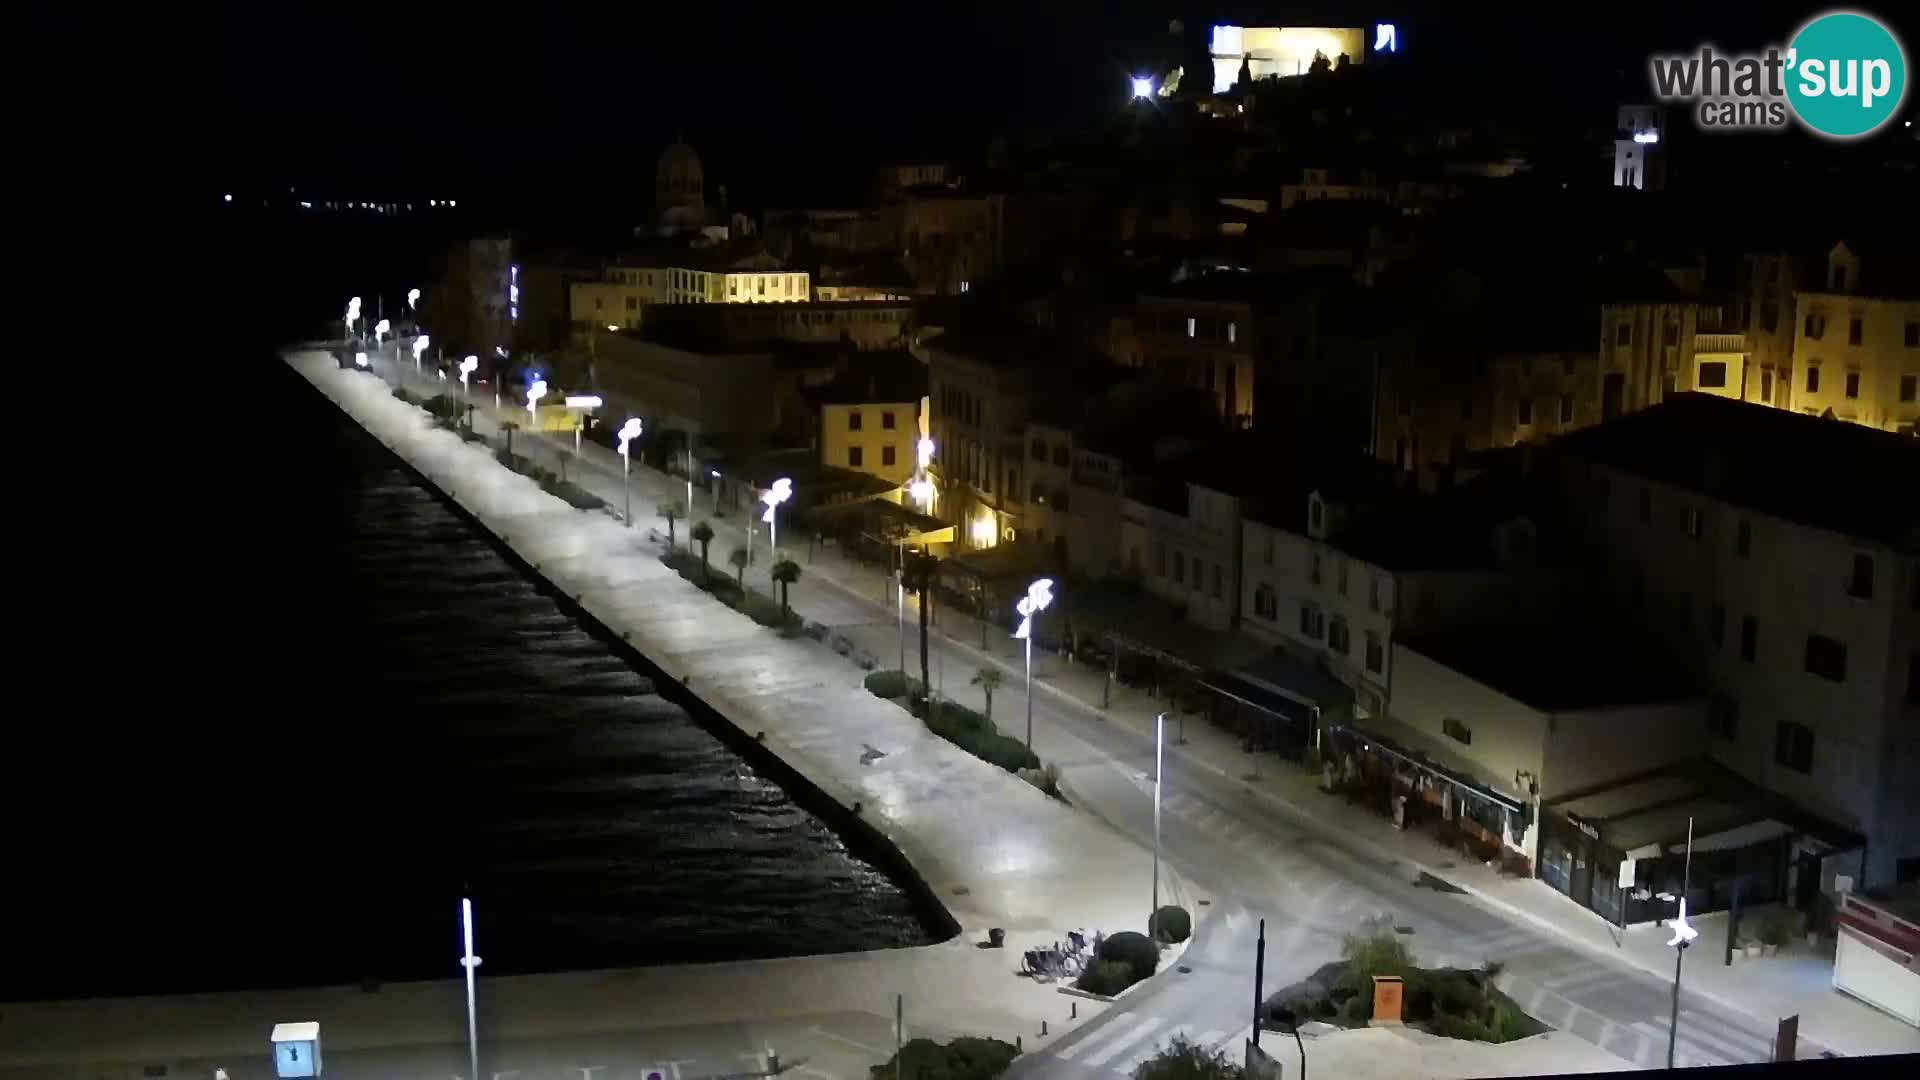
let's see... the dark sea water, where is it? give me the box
[0,210,933,1001]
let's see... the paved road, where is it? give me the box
[360,347,1826,1075]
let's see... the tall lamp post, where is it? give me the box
[1013,577,1055,750]
[459,355,478,400]
[526,378,546,427]
[761,478,793,557]
[344,296,361,342]
[413,334,430,374]
[1153,711,1165,924]
[459,897,482,1080]
[407,287,420,324]
[374,318,390,347]
[617,418,643,526]
[686,445,696,528]
[1665,817,1698,1069]
[911,437,937,514]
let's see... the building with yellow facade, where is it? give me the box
[806,352,928,487]
[1791,242,1920,435]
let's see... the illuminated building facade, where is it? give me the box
[1790,242,1920,435]
[1208,24,1365,91]
[1613,105,1667,191]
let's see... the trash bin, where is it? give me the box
[988,928,1006,948]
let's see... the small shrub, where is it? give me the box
[1149,905,1192,944]
[1341,993,1373,1027]
[865,670,910,699]
[871,1037,1019,1080]
[1131,1033,1243,1080]
[1075,959,1137,997]
[1341,915,1413,992]
[1098,930,1160,983]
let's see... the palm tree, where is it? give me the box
[728,545,749,589]
[770,557,802,616]
[902,552,940,702]
[971,665,1004,722]
[658,497,686,551]
[690,521,715,582]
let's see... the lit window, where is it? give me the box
[1845,371,1860,399]
[1187,317,1197,339]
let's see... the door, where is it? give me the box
[1602,372,1625,419]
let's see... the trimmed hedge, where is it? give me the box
[1075,959,1136,997]
[923,703,1039,773]
[865,669,912,699]
[1098,930,1160,982]
[662,550,800,633]
[1150,905,1192,944]
[869,1037,1019,1080]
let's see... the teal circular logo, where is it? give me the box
[1786,11,1907,138]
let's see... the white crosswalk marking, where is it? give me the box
[1682,1010,1770,1062]
[1059,1016,1165,1065]
[1109,1026,1195,1076]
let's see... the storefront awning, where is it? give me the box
[1331,717,1527,815]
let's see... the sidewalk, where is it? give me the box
[366,349,1917,1059]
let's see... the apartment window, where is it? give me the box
[882,445,896,467]
[1337,560,1349,595]
[1774,721,1814,774]
[1663,324,1680,348]
[1735,519,1751,557]
[1709,602,1726,647]
[1365,632,1384,673]
[848,446,864,468]
[1848,317,1863,346]
[1848,553,1874,599]
[1031,438,1045,460]
[1309,552,1323,584]
[1227,321,1239,344]
[1902,374,1918,403]
[1559,395,1574,423]
[1517,397,1533,425]
[1615,323,1632,346]
[1211,564,1223,599]
[1309,499,1324,532]
[625,295,638,311]
[1740,614,1758,662]
[1805,313,1826,340]
[1708,694,1738,740]
[1262,534,1274,566]
[1638,486,1652,524]
[1805,634,1848,682]
[1053,445,1070,467]
[1299,603,1324,640]
[1761,368,1774,402]
[1154,541,1167,577]
[1906,322,1919,347]
[848,410,863,431]
[1254,584,1277,620]
[1186,317,1197,339]
[1328,616,1350,654]
[1683,506,1702,538]
[1806,366,1821,393]
[882,411,896,430]
[1761,302,1779,333]
[1697,361,1728,388]
[1368,575,1382,613]
[1845,371,1861,399]
[1443,717,1472,745]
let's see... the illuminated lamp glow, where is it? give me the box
[1210,24,1243,56]
[1633,130,1660,144]
[407,288,420,310]
[916,437,935,470]
[564,395,602,408]
[526,378,547,423]
[969,514,996,547]
[605,323,621,332]
[353,352,368,367]
[1667,899,1698,947]
[759,477,793,524]
[1130,76,1155,99]
[223,193,233,202]
[1013,577,1055,639]
[1374,23,1397,52]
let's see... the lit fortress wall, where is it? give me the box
[1209,25,1366,90]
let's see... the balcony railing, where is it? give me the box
[1693,333,1746,353]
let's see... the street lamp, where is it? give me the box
[526,378,546,426]
[459,897,482,1080]
[458,355,478,398]
[344,296,361,342]
[1153,711,1165,926]
[910,437,937,513]
[407,287,420,314]
[353,351,369,368]
[374,317,390,345]
[565,395,602,455]
[1665,818,1697,1070]
[709,469,722,512]
[761,477,793,557]
[1013,577,1055,750]
[413,334,430,373]
[617,418,642,525]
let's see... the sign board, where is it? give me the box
[1619,856,1637,890]
[1372,975,1404,1024]
[1774,1014,1799,1062]
[1245,1039,1282,1080]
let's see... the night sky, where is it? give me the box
[26,2,1891,199]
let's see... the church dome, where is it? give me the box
[656,141,705,211]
